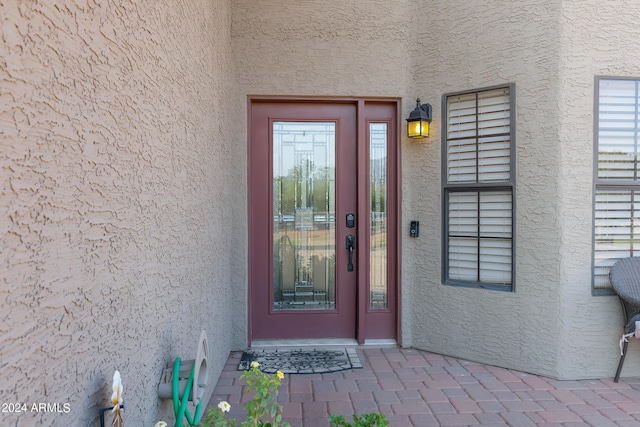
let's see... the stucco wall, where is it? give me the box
[231,0,640,380]
[555,0,640,379]
[406,0,568,377]
[409,0,640,380]
[231,0,570,375]
[231,0,413,97]
[1,1,235,425]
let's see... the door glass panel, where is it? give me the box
[273,122,336,310]
[370,123,388,309]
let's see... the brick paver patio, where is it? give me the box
[207,348,640,426]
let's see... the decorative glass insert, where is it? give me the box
[369,123,388,309]
[272,122,336,310]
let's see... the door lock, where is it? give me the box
[346,235,356,272]
[346,213,355,228]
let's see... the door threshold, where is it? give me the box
[363,339,398,347]
[250,338,397,349]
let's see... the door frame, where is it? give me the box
[247,96,402,346]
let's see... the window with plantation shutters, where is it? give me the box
[443,85,515,291]
[593,78,640,294]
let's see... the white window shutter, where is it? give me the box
[445,86,513,289]
[447,88,511,184]
[594,79,640,292]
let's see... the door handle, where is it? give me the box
[346,235,356,272]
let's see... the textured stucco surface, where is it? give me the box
[1,1,236,425]
[555,0,640,379]
[3,6,640,427]
[231,0,413,97]
[408,0,640,380]
[231,0,640,380]
[408,0,568,378]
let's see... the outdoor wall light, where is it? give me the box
[406,98,432,139]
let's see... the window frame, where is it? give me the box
[592,76,640,296]
[442,83,516,292]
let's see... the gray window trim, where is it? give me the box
[441,83,516,292]
[592,76,640,296]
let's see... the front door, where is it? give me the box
[248,98,398,342]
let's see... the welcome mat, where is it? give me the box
[238,348,362,374]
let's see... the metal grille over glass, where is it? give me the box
[370,123,388,309]
[272,122,336,310]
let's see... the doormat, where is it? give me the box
[238,348,362,374]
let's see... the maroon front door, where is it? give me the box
[249,98,398,342]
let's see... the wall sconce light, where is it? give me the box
[406,98,432,139]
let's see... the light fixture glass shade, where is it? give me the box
[407,120,429,138]
[406,98,432,139]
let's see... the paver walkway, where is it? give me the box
[207,348,640,426]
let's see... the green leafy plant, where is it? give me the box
[198,362,290,427]
[195,362,386,427]
[328,413,388,427]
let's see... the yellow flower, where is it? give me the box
[154,422,167,427]
[250,361,260,369]
[276,371,284,380]
[217,401,231,413]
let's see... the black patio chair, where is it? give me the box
[609,257,640,382]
